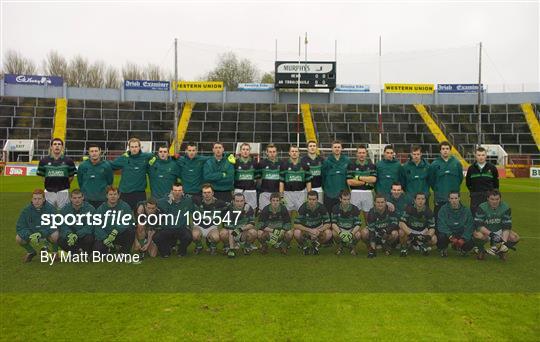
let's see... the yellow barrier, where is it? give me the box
[169,102,194,155]
[520,103,540,151]
[52,98,67,142]
[413,104,469,167]
[300,103,317,144]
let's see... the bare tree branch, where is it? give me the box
[122,62,144,80]
[104,66,120,88]
[3,50,36,74]
[43,50,68,78]
[87,61,105,88]
[145,64,163,80]
[68,55,90,87]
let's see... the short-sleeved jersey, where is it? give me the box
[257,158,281,192]
[331,203,361,230]
[257,203,291,230]
[280,159,312,191]
[295,202,330,228]
[474,201,512,232]
[400,204,435,231]
[301,155,324,188]
[347,159,377,191]
[224,203,255,230]
[234,157,258,190]
[37,155,76,192]
[193,197,229,229]
[366,207,398,232]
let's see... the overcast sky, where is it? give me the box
[1,0,538,91]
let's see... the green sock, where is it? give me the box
[22,244,36,254]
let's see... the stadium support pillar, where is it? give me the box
[520,103,540,151]
[300,103,317,144]
[413,104,469,167]
[170,101,194,155]
[52,98,68,143]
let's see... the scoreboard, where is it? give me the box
[275,61,336,89]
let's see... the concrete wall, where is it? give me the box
[2,83,539,105]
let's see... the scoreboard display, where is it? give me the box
[275,61,336,89]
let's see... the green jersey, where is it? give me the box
[402,158,431,197]
[295,202,330,228]
[203,156,235,191]
[280,159,312,191]
[322,154,351,198]
[366,207,398,232]
[59,201,95,239]
[429,155,463,204]
[16,202,57,241]
[157,195,196,230]
[224,203,255,230]
[37,154,76,192]
[257,158,281,192]
[110,151,155,193]
[387,193,412,217]
[177,155,211,193]
[257,204,291,230]
[94,200,134,240]
[331,203,361,230]
[474,201,512,232]
[193,197,229,229]
[234,157,257,190]
[400,205,435,231]
[375,158,405,196]
[437,202,473,240]
[301,154,324,188]
[77,159,114,202]
[148,158,181,199]
[347,159,377,191]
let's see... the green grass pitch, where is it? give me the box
[1,176,539,340]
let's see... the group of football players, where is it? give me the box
[15,137,520,262]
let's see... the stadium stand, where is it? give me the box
[426,104,539,156]
[311,104,440,155]
[0,97,56,156]
[0,93,538,167]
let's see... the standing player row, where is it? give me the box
[38,138,499,218]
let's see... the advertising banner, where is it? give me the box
[124,80,170,91]
[384,83,434,94]
[437,84,484,93]
[174,81,224,91]
[4,74,63,87]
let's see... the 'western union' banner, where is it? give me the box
[384,83,434,94]
[174,81,224,91]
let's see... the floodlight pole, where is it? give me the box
[477,42,483,150]
[378,36,383,162]
[173,38,179,153]
[297,35,301,147]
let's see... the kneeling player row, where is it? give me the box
[16,184,519,262]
